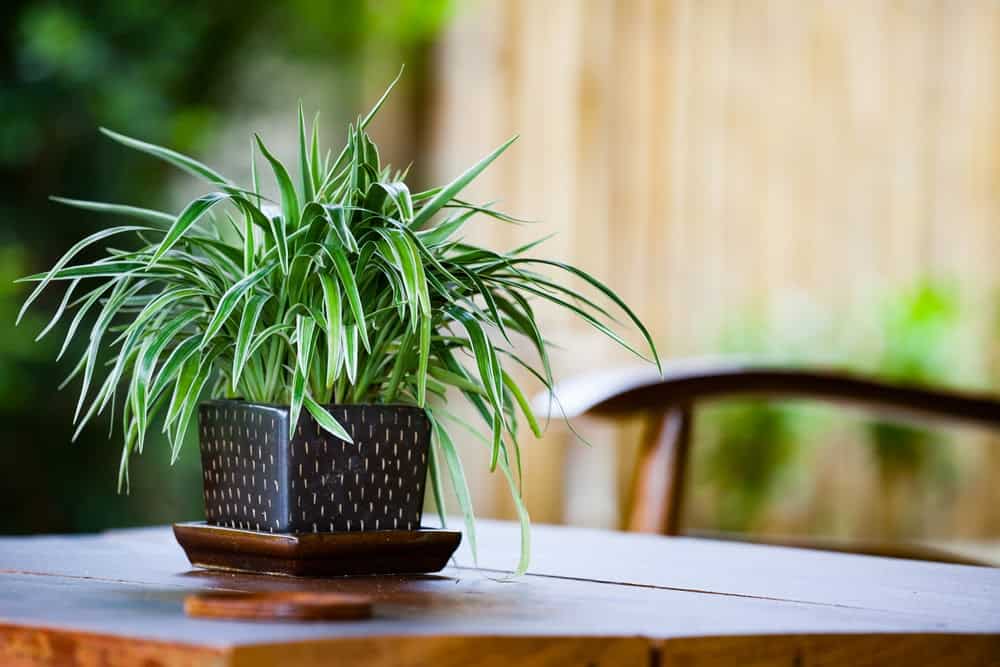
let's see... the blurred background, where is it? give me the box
[2,1,999,554]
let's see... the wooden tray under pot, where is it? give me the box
[173,522,461,577]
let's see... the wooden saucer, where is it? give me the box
[173,522,461,577]
[185,591,373,621]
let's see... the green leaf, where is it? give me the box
[250,136,261,207]
[164,351,199,433]
[150,192,230,265]
[100,128,230,185]
[242,207,256,275]
[452,309,503,409]
[298,102,315,204]
[200,264,276,346]
[427,366,487,395]
[72,278,145,424]
[295,314,316,377]
[34,278,80,342]
[17,226,151,324]
[133,309,202,449]
[170,350,217,462]
[426,440,447,528]
[304,394,353,443]
[322,205,358,253]
[416,315,431,407]
[17,260,148,283]
[149,335,200,404]
[498,451,531,576]
[360,65,403,130]
[57,280,115,361]
[510,258,661,371]
[120,287,205,341]
[328,245,369,351]
[377,181,414,221]
[343,324,359,384]
[50,197,175,226]
[231,294,271,389]
[429,411,477,563]
[244,322,293,359]
[395,231,430,317]
[237,199,288,275]
[310,112,322,194]
[416,207,476,247]
[255,134,301,231]
[288,365,307,440]
[319,274,343,389]
[502,370,542,438]
[410,136,517,230]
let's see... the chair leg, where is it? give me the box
[625,405,693,535]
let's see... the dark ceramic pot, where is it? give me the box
[197,400,430,534]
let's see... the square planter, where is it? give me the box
[197,400,430,534]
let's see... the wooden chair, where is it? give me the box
[540,359,1000,565]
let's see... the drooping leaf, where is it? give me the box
[100,127,231,185]
[288,365,307,440]
[416,315,431,407]
[304,394,353,443]
[17,226,153,324]
[150,193,230,265]
[429,411,477,562]
[50,197,175,226]
[409,136,517,230]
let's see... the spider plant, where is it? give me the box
[17,73,660,572]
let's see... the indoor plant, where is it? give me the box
[17,75,659,572]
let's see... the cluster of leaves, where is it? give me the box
[17,75,659,571]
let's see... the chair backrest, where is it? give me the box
[539,360,1000,537]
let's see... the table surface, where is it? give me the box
[1,520,998,666]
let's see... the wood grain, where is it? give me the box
[184,591,373,622]
[229,636,648,667]
[0,624,225,667]
[0,521,997,665]
[656,634,1000,667]
[625,406,692,534]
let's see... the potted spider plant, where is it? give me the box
[17,74,659,575]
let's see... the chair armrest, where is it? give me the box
[533,357,1000,430]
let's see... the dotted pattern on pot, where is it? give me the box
[288,405,429,533]
[199,404,286,533]
[198,402,430,533]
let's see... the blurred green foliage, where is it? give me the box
[0,0,454,534]
[867,282,959,484]
[696,283,965,536]
[697,308,824,532]
[0,247,51,408]
[700,400,806,532]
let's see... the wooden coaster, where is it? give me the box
[173,522,461,577]
[185,591,372,621]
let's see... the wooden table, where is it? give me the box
[0,520,998,666]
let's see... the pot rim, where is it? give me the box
[200,398,426,412]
